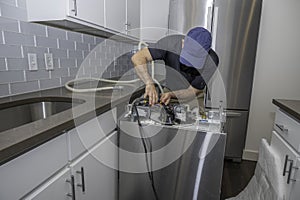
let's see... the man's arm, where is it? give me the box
[131,47,158,105]
[160,86,203,105]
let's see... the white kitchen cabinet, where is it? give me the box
[105,0,141,37]
[25,131,118,200]
[27,0,106,34]
[271,131,299,200]
[68,108,117,161]
[140,0,170,42]
[70,131,118,200]
[105,0,126,33]
[289,157,300,200]
[23,168,72,200]
[0,134,68,200]
[26,131,118,200]
[27,0,171,41]
[19,108,118,200]
[270,106,300,200]
[70,0,105,26]
[274,108,300,152]
[126,0,141,38]
[27,0,140,38]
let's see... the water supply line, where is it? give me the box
[65,41,163,94]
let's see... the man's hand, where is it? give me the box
[160,86,202,105]
[144,84,158,105]
[160,92,174,105]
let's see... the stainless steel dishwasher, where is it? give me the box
[117,98,226,200]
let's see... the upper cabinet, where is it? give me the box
[105,0,126,33]
[140,0,170,42]
[126,0,141,38]
[27,0,107,36]
[69,0,105,26]
[26,0,169,41]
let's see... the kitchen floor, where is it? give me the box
[220,160,257,200]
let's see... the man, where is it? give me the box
[131,27,219,109]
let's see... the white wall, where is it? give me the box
[243,0,300,160]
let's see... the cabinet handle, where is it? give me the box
[66,175,76,200]
[71,0,78,16]
[283,155,292,176]
[275,123,288,133]
[76,167,86,193]
[287,160,299,184]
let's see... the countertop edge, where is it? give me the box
[272,99,300,121]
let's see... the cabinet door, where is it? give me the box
[0,134,68,200]
[126,0,140,37]
[70,131,118,200]
[140,0,170,42]
[289,158,300,200]
[105,0,126,33]
[271,131,299,200]
[23,168,72,200]
[68,108,117,161]
[69,0,105,26]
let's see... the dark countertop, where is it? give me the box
[0,82,143,166]
[273,99,300,121]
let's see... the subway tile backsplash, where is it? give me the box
[0,1,135,97]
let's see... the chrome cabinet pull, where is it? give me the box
[66,175,76,200]
[275,123,288,133]
[76,167,86,193]
[283,155,290,176]
[71,0,78,16]
[287,160,299,184]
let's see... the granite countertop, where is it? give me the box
[0,82,143,166]
[273,99,300,121]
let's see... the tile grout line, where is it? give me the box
[45,26,48,37]
[23,70,26,82]
[1,30,5,44]
[8,82,12,95]
[4,58,8,71]
[17,20,21,33]
[20,45,24,58]
[33,35,37,47]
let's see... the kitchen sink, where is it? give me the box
[0,97,85,132]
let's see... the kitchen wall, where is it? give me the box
[0,0,134,98]
[243,0,300,160]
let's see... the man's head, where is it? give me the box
[180,27,212,69]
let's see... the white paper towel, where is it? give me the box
[226,139,284,200]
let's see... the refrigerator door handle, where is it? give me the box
[211,6,219,50]
[225,111,242,118]
[207,6,213,31]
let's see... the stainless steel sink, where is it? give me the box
[0,97,85,132]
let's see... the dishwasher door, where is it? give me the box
[118,120,226,200]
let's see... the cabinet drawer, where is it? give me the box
[274,108,300,152]
[271,131,300,200]
[0,134,68,200]
[68,108,116,160]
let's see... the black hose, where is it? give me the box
[133,103,159,200]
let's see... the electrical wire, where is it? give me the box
[132,103,159,200]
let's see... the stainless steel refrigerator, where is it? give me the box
[169,0,262,161]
